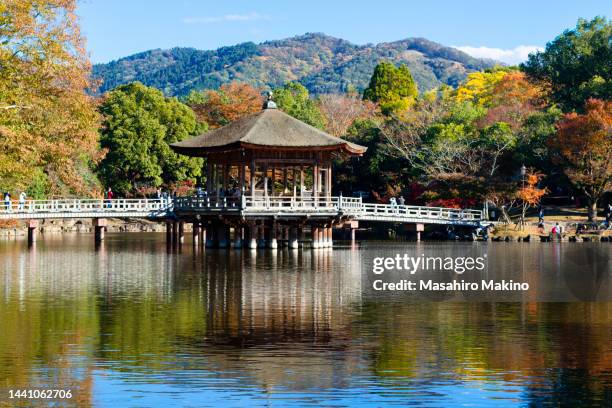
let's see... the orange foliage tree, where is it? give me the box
[478,71,546,130]
[0,0,101,197]
[516,172,547,228]
[317,93,378,137]
[185,82,263,128]
[550,98,612,221]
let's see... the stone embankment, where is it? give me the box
[0,218,168,237]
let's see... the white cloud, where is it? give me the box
[453,45,544,65]
[182,12,270,25]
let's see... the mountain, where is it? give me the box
[92,33,500,96]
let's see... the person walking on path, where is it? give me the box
[4,192,11,211]
[538,208,544,224]
[18,192,26,211]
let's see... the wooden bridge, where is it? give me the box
[1,196,483,225]
[1,195,483,247]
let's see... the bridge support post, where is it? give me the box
[248,223,258,249]
[192,223,200,247]
[178,221,185,245]
[93,218,107,243]
[27,219,38,245]
[327,226,333,248]
[205,223,216,248]
[312,226,320,249]
[321,226,328,248]
[199,225,206,248]
[319,226,325,248]
[233,226,243,249]
[416,223,424,242]
[166,221,172,244]
[269,222,278,249]
[289,226,299,249]
[172,221,178,247]
[257,224,266,248]
[218,223,228,248]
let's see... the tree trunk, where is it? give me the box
[587,199,597,222]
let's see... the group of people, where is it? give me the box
[388,196,406,207]
[3,191,28,211]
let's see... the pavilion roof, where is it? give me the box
[170,106,367,156]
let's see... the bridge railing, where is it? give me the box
[0,198,170,214]
[341,202,483,221]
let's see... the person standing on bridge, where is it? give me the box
[105,187,113,208]
[4,192,11,211]
[398,195,405,207]
[18,191,26,211]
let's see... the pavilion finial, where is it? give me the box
[263,91,277,109]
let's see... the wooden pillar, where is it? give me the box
[292,167,297,198]
[222,164,229,193]
[299,166,305,197]
[313,163,319,202]
[325,164,331,200]
[289,226,299,249]
[166,221,172,244]
[192,223,200,246]
[257,223,266,248]
[250,161,256,201]
[178,221,185,245]
[199,225,206,248]
[27,219,38,245]
[269,221,278,249]
[93,218,107,243]
[416,223,424,242]
[319,226,327,248]
[263,164,269,199]
[240,164,246,194]
[283,167,288,193]
[218,223,228,248]
[206,161,212,195]
[312,226,320,249]
[205,223,216,248]
[248,223,258,249]
[234,225,243,249]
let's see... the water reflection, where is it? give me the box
[0,235,610,407]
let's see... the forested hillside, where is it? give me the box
[93,33,498,96]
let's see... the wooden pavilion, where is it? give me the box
[169,96,366,249]
[171,97,366,205]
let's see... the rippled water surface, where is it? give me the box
[0,234,610,407]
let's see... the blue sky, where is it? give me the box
[77,0,611,64]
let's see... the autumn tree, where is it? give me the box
[522,17,612,112]
[0,0,100,197]
[550,98,612,221]
[516,172,547,228]
[273,82,325,129]
[185,82,262,128]
[317,93,378,137]
[98,82,203,195]
[363,62,418,115]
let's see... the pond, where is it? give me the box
[0,234,610,407]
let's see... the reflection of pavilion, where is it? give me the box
[170,96,366,249]
[202,249,362,346]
